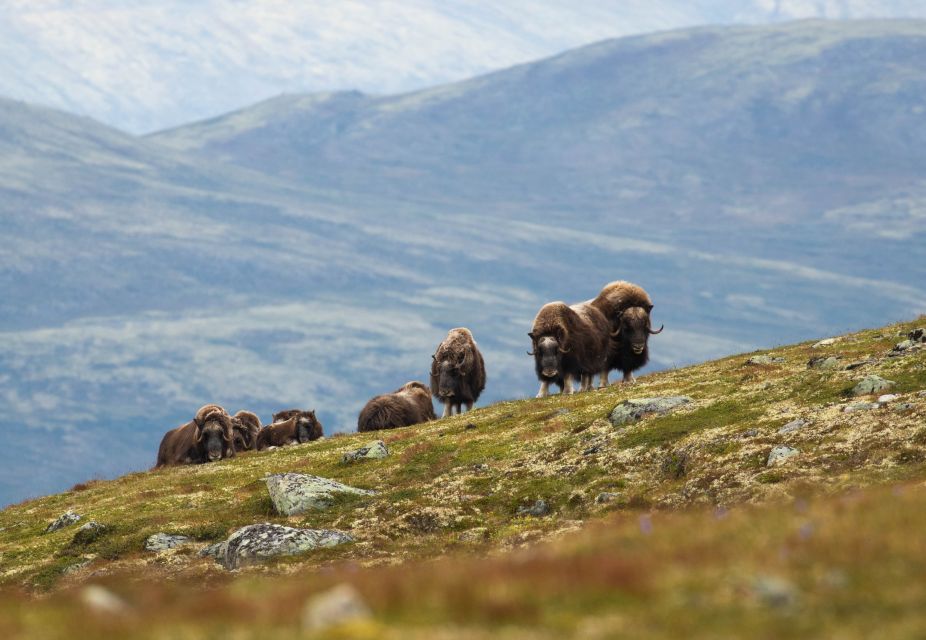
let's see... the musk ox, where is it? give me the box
[430,327,487,418]
[230,410,262,452]
[357,381,436,432]
[589,281,663,385]
[528,302,609,397]
[155,404,236,468]
[255,410,323,450]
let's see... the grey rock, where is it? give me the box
[844,359,875,371]
[582,444,602,456]
[472,463,489,472]
[609,396,692,426]
[71,521,108,546]
[753,575,798,608]
[740,428,759,438]
[893,403,915,412]
[44,510,81,533]
[595,492,620,504]
[807,356,840,370]
[844,402,880,413]
[767,446,799,467]
[214,523,354,570]
[812,338,837,348]
[893,339,915,352]
[747,355,784,365]
[265,473,375,516]
[877,394,899,404]
[911,328,926,343]
[199,542,226,559]
[341,440,389,463]
[777,419,807,434]
[145,533,192,552]
[302,584,372,632]
[516,500,550,517]
[63,560,91,575]
[851,375,895,396]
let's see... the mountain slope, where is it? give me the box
[0,317,923,638]
[6,2,926,132]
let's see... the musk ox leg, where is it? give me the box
[465,401,473,412]
[622,371,636,384]
[454,403,462,415]
[563,377,575,395]
[537,380,550,398]
[598,370,610,389]
[442,399,452,419]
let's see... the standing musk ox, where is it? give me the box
[528,302,609,397]
[230,410,262,452]
[155,404,236,468]
[430,328,487,418]
[357,381,436,432]
[589,281,663,385]
[255,409,323,450]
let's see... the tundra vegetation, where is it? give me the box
[1,318,925,638]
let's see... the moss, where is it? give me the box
[617,400,763,450]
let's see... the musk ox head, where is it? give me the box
[613,307,663,354]
[232,410,261,451]
[528,329,570,380]
[294,411,321,443]
[432,349,473,398]
[194,405,233,463]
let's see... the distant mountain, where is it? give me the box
[4,2,926,132]
[2,20,926,507]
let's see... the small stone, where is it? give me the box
[877,394,899,404]
[893,339,915,352]
[595,492,620,504]
[265,473,375,516]
[80,585,130,616]
[71,521,108,546]
[812,338,837,348]
[753,575,798,608]
[583,444,601,456]
[844,360,874,371]
[145,533,192,552]
[767,446,799,467]
[200,542,226,559]
[464,423,477,430]
[747,355,784,365]
[472,463,489,472]
[609,396,692,426]
[341,440,389,464]
[302,584,372,632]
[893,403,915,412]
[63,560,91,575]
[778,419,807,434]
[910,328,925,343]
[45,510,81,534]
[517,500,550,517]
[851,375,895,396]
[807,356,840,370]
[843,402,879,413]
[740,428,759,438]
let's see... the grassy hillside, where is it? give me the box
[0,317,923,637]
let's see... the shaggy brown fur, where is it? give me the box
[231,410,262,452]
[430,328,487,418]
[255,410,322,450]
[155,404,235,468]
[589,281,663,385]
[528,302,609,397]
[358,381,436,432]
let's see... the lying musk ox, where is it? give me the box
[528,302,609,397]
[357,381,436,432]
[589,281,663,384]
[255,410,323,450]
[155,404,236,468]
[231,410,262,452]
[430,327,487,418]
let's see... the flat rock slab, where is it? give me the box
[265,473,375,516]
[211,523,354,570]
[851,375,895,396]
[609,396,692,426]
[341,440,389,463]
[747,355,784,365]
[807,356,840,370]
[145,533,192,552]
[767,446,800,467]
[45,510,81,534]
[844,402,880,413]
[778,419,807,434]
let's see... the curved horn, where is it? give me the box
[194,426,204,444]
[558,326,572,354]
[649,324,664,335]
[526,349,536,356]
[459,348,472,371]
[610,326,622,338]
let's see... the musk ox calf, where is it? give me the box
[589,281,663,385]
[358,381,436,432]
[230,410,262,452]
[528,302,609,397]
[430,327,487,418]
[155,404,236,468]
[255,409,323,450]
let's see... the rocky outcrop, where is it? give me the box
[851,375,895,396]
[207,523,354,570]
[609,396,692,426]
[44,510,81,533]
[341,440,389,463]
[265,473,376,516]
[145,533,192,552]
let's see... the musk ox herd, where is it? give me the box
[155,281,661,467]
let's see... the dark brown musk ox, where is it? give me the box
[528,302,609,397]
[357,381,436,432]
[430,327,487,418]
[230,410,262,452]
[589,281,663,385]
[254,409,323,450]
[155,404,236,468]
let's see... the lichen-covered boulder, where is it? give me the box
[44,510,81,534]
[807,356,840,370]
[265,473,375,516]
[609,396,692,426]
[341,440,389,463]
[145,533,192,552]
[71,521,108,546]
[851,375,895,396]
[747,355,784,365]
[767,446,799,467]
[210,523,354,570]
